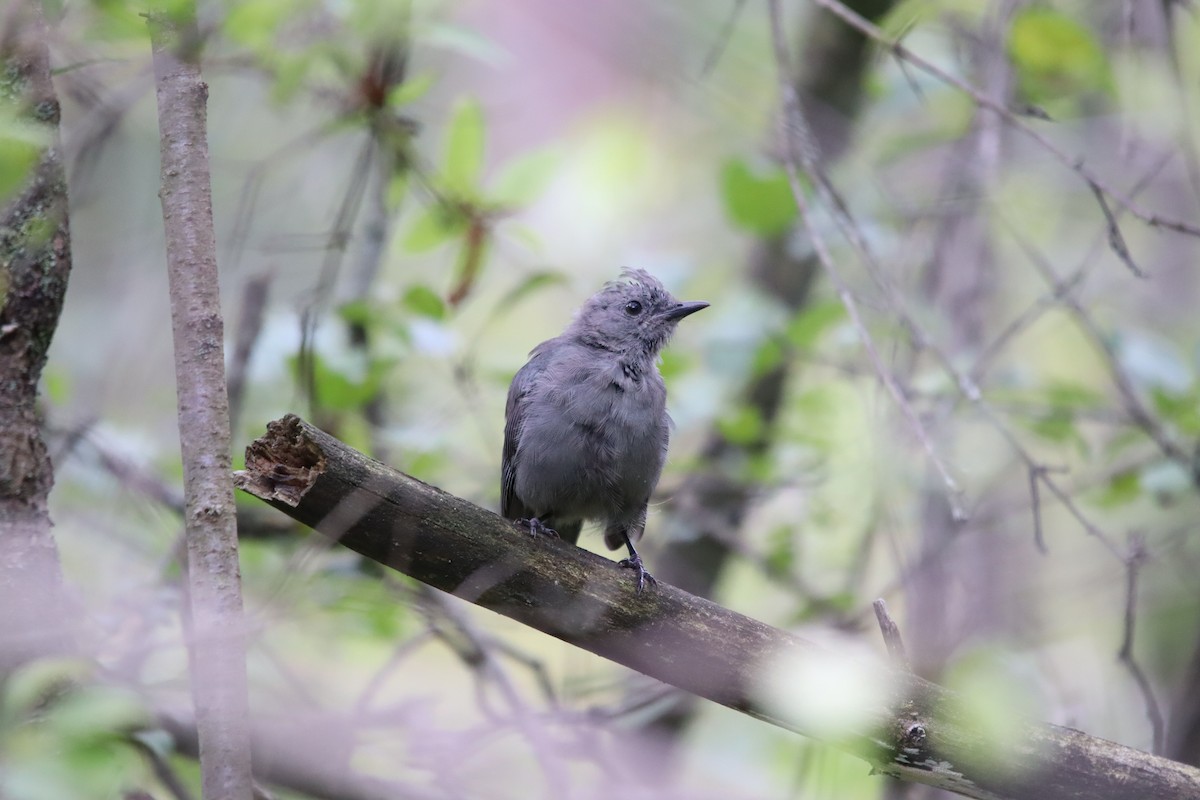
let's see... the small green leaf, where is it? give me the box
[1028,409,1083,448]
[403,285,446,320]
[337,299,377,328]
[786,301,847,350]
[751,338,785,377]
[1152,387,1200,435]
[658,350,690,381]
[1009,9,1112,105]
[292,354,380,412]
[1043,381,1103,410]
[49,685,147,739]
[490,148,561,206]
[387,73,435,108]
[765,525,795,576]
[719,158,798,236]
[1095,469,1141,509]
[403,205,466,253]
[443,98,486,195]
[224,0,290,49]
[717,405,765,446]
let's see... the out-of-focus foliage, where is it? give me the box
[1008,7,1113,113]
[0,660,150,800]
[19,0,1200,797]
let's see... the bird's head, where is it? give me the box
[569,268,708,358]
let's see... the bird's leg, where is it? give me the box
[517,517,559,538]
[617,532,657,594]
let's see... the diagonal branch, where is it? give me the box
[235,414,1200,800]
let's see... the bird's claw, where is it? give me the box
[518,518,559,538]
[618,554,657,594]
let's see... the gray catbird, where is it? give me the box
[501,269,708,592]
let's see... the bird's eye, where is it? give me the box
[624,300,643,316]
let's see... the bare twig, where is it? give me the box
[227,271,273,437]
[810,0,1200,240]
[1028,466,1048,555]
[1086,180,1147,278]
[872,599,911,670]
[766,0,967,521]
[1118,534,1166,755]
[768,0,1136,558]
[1001,218,1190,468]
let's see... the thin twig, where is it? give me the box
[872,599,911,670]
[1028,466,1047,555]
[227,271,273,437]
[766,0,967,521]
[1118,534,1165,754]
[1086,179,1147,278]
[810,0,1200,239]
[769,0,1123,555]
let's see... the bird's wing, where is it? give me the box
[501,343,551,520]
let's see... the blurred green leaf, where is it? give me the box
[403,285,446,320]
[292,353,381,412]
[403,205,466,253]
[490,148,561,207]
[717,405,765,446]
[337,299,376,328]
[751,337,785,377]
[658,349,690,381]
[443,98,486,195]
[1009,8,1112,105]
[1028,409,1085,450]
[3,658,90,718]
[719,158,798,236]
[1152,386,1200,435]
[387,73,435,108]
[49,685,146,739]
[1043,380,1103,410]
[269,52,317,104]
[786,301,847,351]
[1094,469,1141,509]
[765,525,795,576]
[224,0,291,49]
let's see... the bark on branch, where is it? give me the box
[236,414,1200,800]
[150,11,252,799]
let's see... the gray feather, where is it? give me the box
[500,269,706,553]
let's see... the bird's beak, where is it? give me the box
[662,301,709,321]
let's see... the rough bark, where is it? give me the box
[149,11,252,800]
[236,414,1200,800]
[0,0,76,673]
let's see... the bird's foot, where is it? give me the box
[618,553,657,594]
[517,517,559,538]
